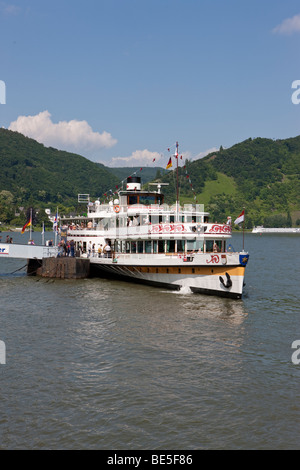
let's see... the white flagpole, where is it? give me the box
[243,207,245,251]
[54,207,58,246]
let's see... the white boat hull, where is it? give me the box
[89,253,247,299]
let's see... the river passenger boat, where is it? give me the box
[252,226,300,234]
[61,147,249,299]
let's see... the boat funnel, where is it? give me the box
[127,176,141,191]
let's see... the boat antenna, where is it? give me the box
[148,182,169,194]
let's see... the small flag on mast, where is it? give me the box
[21,217,32,234]
[234,210,245,225]
[166,157,172,169]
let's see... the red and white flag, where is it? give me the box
[234,210,245,225]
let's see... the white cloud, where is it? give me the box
[192,147,219,161]
[273,14,300,35]
[0,2,21,15]
[110,146,220,167]
[110,149,161,167]
[9,110,117,157]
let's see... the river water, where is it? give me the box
[0,231,299,450]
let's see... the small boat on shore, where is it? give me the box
[252,226,300,234]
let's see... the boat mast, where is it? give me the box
[29,207,32,242]
[175,141,179,221]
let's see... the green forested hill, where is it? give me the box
[150,136,300,227]
[0,129,300,228]
[0,129,119,224]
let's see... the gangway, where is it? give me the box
[0,243,58,260]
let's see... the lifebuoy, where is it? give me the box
[114,205,120,213]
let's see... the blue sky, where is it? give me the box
[1,0,300,167]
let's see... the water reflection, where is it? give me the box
[0,233,299,449]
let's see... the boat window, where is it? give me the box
[206,240,214,252]
[158,240,165,253]
[132,215,140,226]
[126,241,131,253]
[120,216,127,227]
[128,195,138,205]
[166,240,175,253]
[97,219,104,229]
[145,241,152,253]
[142,215,150,225]
[131,241,137,253]
[139,195,156,205]
[137,241,144,253]
[151,215,159,225]
[187,240,197,252]
[103,218,110,230]
[195,240,204,252]
[177,240,185,252]
[153,240,158,254]
[214,240,222,252]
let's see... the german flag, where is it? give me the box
[166,157,172,169]
[21,218,32,234]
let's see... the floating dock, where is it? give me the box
[37,257,90,279]
[0,243,90,279]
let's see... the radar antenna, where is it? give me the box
[148,183,169,194]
